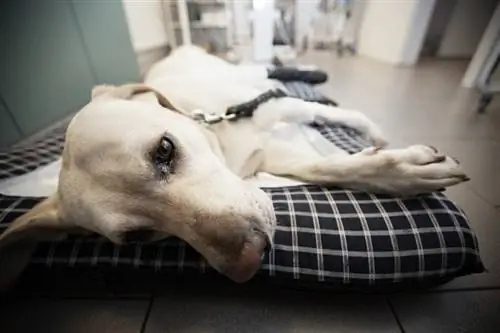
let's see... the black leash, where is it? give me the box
[225,88,288,120]
[193,88,288,125]
[193,87,336,125]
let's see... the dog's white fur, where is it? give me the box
[0,45,468,290]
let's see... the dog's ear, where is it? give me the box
[0,195,70,292]
[91,83,183,113]
[91,84,117,99]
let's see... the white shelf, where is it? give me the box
[166,0,232,49]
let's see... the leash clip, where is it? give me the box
[222,113,237,121]
[192,109,226,125]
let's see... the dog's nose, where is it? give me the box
[222,230,269,283]
[121,228,156,244]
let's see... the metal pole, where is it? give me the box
[177,0,192,45]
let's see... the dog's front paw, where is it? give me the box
[373,145,469,196]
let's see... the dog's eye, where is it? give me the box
[155,136,175,166]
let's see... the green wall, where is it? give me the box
[0,0,140,148]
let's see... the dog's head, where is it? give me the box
[0,83,275,289]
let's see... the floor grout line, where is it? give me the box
[386,296,406,333]
[406,285,500,295]
[139,295,155,333]
[467,186,500,212]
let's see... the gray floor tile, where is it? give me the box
[310,53,500,143]
[8,267,157,298]
[390,290,500,333]
[372,96,500,142]
[145,285,400,333]
[435,185,500,290]
[0,298,149,333]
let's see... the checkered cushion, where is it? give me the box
[1,185,482,285]
[283,81,338,106]
[0,125,66,181]
[0,83,485,288]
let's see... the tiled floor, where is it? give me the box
[2,52,500,332]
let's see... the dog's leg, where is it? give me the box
[254,98,387,147]
[261,141,469,196]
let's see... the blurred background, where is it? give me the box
[1,0,500,148]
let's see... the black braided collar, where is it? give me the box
[225,88,288,120]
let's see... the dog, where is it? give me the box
[0,45,469,290]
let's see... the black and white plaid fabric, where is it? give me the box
[0,83,485,288]
[283,81,338,106]
[0,125,66,181]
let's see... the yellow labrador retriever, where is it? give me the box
[0,46,468,290]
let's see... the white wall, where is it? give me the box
[420,0,457,56]
[122,0,169,52]
[357,0,435,65]
[437,0,498,58]
[399,0,437,64]
[462,1,500,87]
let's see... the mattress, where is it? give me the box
[0,81,485,291]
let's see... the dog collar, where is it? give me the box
[192,88,288,125]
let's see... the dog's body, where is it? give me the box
[0,45,468,290]
[144,46,466,194]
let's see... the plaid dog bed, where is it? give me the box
[0,82,485,289]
